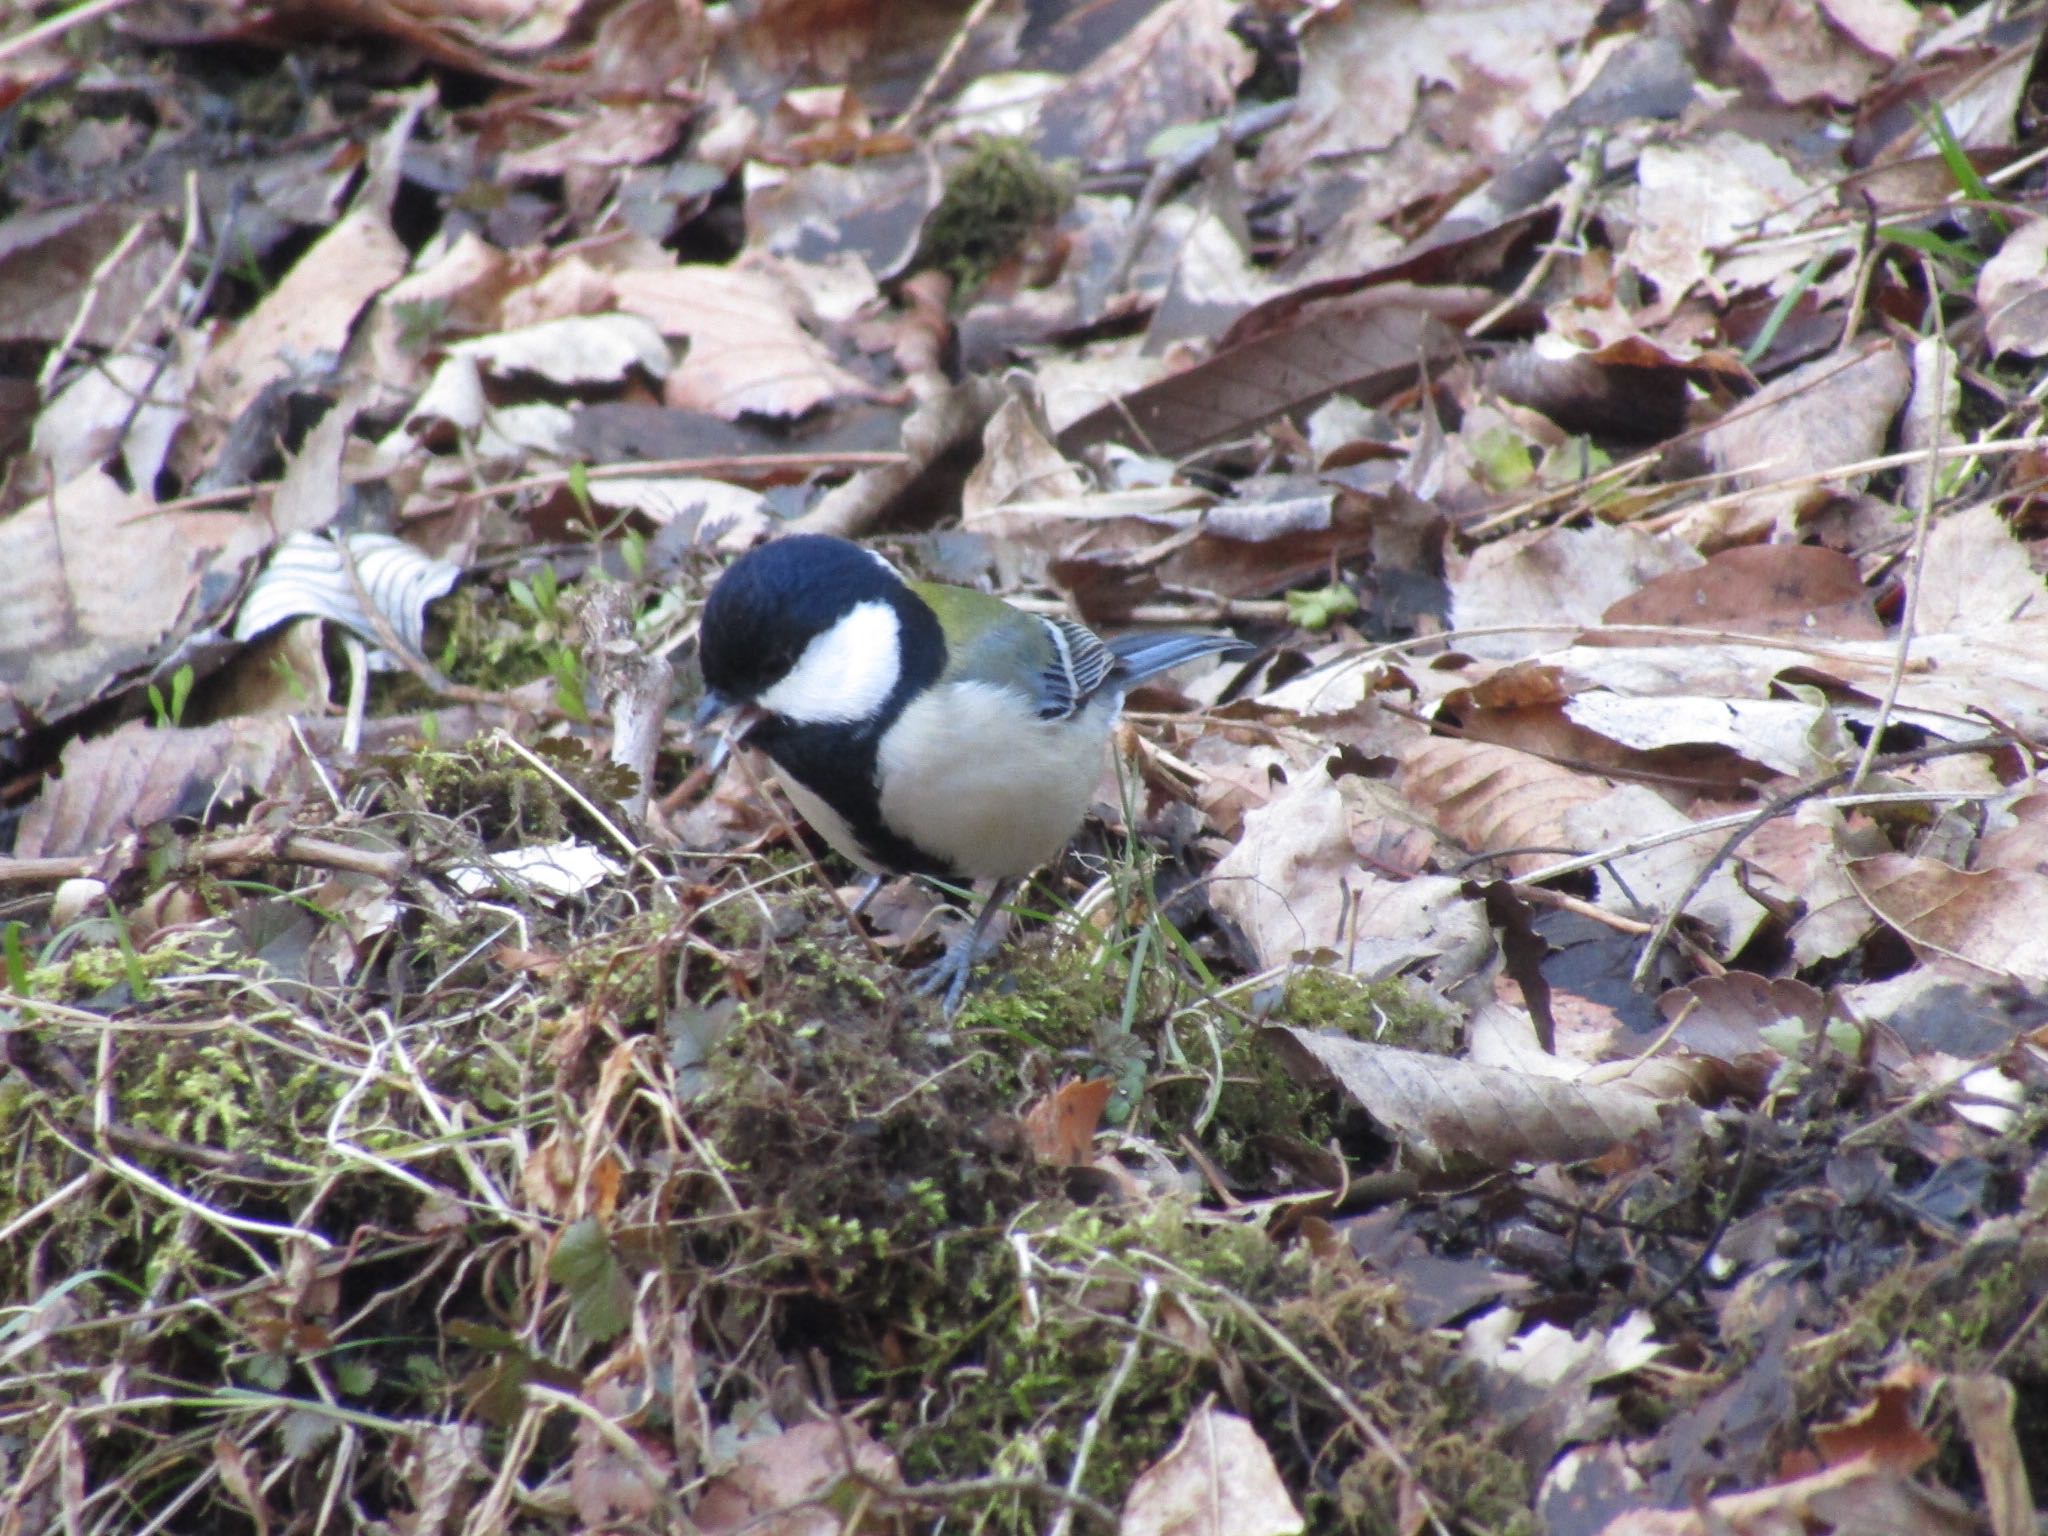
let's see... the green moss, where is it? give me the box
[379,741,569,848]
[915,136,1069,293]
[426,585,566,695]
[1280,970,1452,1049]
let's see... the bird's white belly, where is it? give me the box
[876,682,1115,880]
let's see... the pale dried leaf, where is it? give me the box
[1951,1374,2034,1536]
[1978,217,2048,358]
[961,393,1089,521]
[197,204,409,423]
[1208,772,1486,979]
[614,263,872,417]
[1120,1404,1303,1536]
[31,351,187,489]
[1037,0,1252,165]
[1465,1307,1662,1455]
[1258,0,1596,172]
[234,532,462,652]
[450,313,670,388]
[1687,340,1910,541]
[1731,0,1890,105]
[0,470,267,724]
[1564,785,1769,954]
[1591,1456,1975,1536]
[13,717,300,860]
[1899,331,1960,511]
[0,204,178,346]
[1846,853,2048,985]
[1910,502,2045,635]
[692,1421,898,1536]
[499,102,689,179]
[1562,693,1836,778]
[1624,133,1824,310]
[447,840,624,901]
[1449,522,1700,659]
[1270,1029,1677,1169]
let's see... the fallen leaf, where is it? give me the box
[1021,1079,1114,1167]
[1120,1403,1303,1536]
[693,1420,898,1536]
[1950,1374,2034,1536]
[1269,1029,1685,1169]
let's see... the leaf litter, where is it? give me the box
[2,0,2047,1533]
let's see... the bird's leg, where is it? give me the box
[848,873,888,921]
[914,878,1019,1018]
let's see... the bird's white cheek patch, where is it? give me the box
[758,600,902,725]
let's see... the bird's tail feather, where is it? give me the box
[1105,631,1250,686]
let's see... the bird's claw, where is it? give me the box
[911,880,1017,1019]
[912,940,978,1018]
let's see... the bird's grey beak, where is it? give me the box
[693,690,733,732]
[692,691,764,773]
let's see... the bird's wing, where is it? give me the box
[1034,616,1117,720]
[1105,631,1248,687]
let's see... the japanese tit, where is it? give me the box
[695,534,1244,1014]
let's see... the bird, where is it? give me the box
[694,533,1245,1015]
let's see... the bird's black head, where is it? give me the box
[697,534,911,711]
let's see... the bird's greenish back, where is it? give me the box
[909,581,1055,691]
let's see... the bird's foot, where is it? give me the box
[911,932,983,1018]
[910,879,1017,1020]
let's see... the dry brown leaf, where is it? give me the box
[1909,502,2046,635]
[1685,340,1910,543]
[961,393,1089,520]
[1845,853,2048,985]
[1449,522,1701,660]
[615,263,876,418]
[1207,771,1486,979]
[1058,284,1486,458]
[499,103,690,181]
[571,1368,675,1527]
[1811,1378,1938,1472]
[1977,217,2048,358]
[521,1128,579,1218]
[1599,545,1881,641]
[1564,785,1769,954]
[1730,0,1899,106]
[1397,736,1607,878]
[1021,1079,1114,1167]
[1036,0,1251,165]
[196,203,409,425]
[0,204,179,347]
[1655,972,1826,1067]
[12,716,305,861]
[1624,132,1827,314]
[1950,1374,2035,1536]
[1257,0,1597,174]
[1119,1403,1303,1536]
[1270,1029,1678,1169]
[1591,1455,1975,1536]
[692,1420,898,1536]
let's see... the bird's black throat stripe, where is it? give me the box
[745,586,955,879]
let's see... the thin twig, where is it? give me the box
[1048,1277,1160,1536]
[889,0,1003,132]
[0,0,143,65]
[1848,257,1946,793]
